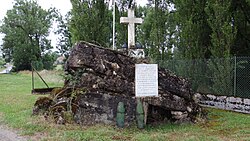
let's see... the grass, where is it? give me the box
[0,66,5,71]
[0,71,250,141]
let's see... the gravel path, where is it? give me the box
[0,125,27,141]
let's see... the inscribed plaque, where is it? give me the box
[135,64,158,97]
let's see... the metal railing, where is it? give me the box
[158,57,250,98]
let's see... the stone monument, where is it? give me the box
[32,2,206,126]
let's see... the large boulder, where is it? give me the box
[33,41,206,126]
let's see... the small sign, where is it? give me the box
[135,64,158,97]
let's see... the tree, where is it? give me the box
[172,0,250,58]
[0,0,57,71]
[41,51,59,70]
[137,0,175,61]
[114,0,129,48]
[205,0,235,57]
[205,0,236,95]
[55,12,72,59]
[70,0,112,47]
[230,0,250,56]
[173,0,212,59]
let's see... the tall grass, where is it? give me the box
[0,71,250,141]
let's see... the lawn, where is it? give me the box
[0,71,249,141]
[0,67,5,72]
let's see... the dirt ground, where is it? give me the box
[0,125,27,141]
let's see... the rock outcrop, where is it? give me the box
[33,41,206,126]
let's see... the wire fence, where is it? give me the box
[30,57,250,98]
[158,57,250,98]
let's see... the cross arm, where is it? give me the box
[120,17,143,24]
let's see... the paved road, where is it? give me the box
[0,125,26,141]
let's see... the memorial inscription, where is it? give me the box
[135,64,158,97]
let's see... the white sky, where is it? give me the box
[0,0,147,49]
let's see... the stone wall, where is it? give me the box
[195,93,250,114]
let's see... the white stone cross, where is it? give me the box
[120,8,143,49]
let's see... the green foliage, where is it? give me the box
[70,0,112,47]
[32,60,44,71]
[173,0,212,59]
[0,57,6,67]
[42,51,58,70]
[67,0,234,61]
[208,58,234,95]
[55,12,72,58]
[137,1,175,61]
[0,0,58,71]
[205,0,235,58]
[159,58,212,93]
[173,0,250,59]
[114,0,129,48]
[24,0,248,62]
[159,0,250,96]
[230,0,250,56]
[32,51,58,71]
[64,68,85,87]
